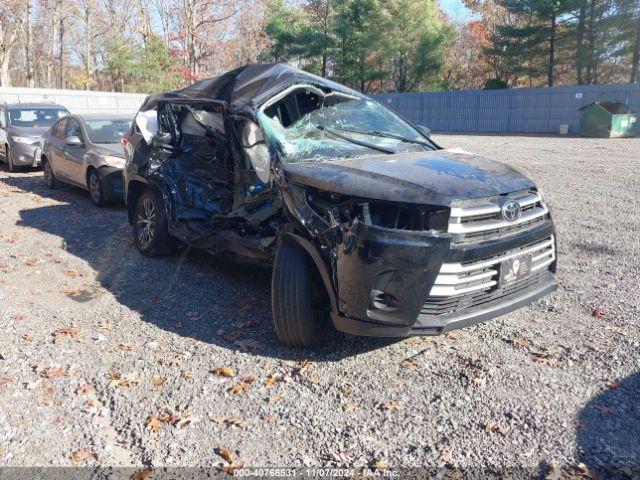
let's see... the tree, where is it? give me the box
[0,0,21,86]
[497,0,580,87]
[386,0,454,92]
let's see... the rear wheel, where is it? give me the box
[271,238,331,347]
[133,189,173,256]
[42,158,62,189]
[87,169,106,207]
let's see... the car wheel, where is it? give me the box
[271,237,331,347]
[6,146,17,172]
[42,158,62,189]
[133,189,174,257]
[87,169,106,207]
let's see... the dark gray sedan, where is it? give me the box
[41,113,132,206]
[0,102,69,171]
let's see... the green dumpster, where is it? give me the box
[579,102,637,138]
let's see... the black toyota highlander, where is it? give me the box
[123,63,557,347]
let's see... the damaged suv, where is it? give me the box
[123,63,557,347]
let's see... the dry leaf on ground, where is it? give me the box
[214,366,235,378]
[71,448,93,463]
[146,416,162,433]
[228,383,251,394]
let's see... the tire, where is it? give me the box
[87,169,106,207]
[133,188,174,257]
[42,158,62,189]
[6,145,18,173]
[271,237,331,347]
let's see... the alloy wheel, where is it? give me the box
[43,161,53,187]
[136,197,156,248]
[89,173,101,204]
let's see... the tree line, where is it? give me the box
[0,0,638,93]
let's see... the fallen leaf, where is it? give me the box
[210,415,225,425]
[52,327,81,338]
[401,359,418,369]
[42,366,66,378]
[146,416,162,433]
[266,395,282,404]
[447,470,464,479]
[130,468,154,480]
[118,342,135,351]
[152,376,165,387]
[592,308,606,318]
[225,416,247,428]
[228,383,251,394]
[21,332,33,341]
[71,448,93,463]
[511,338,529,347]
[214,366,235,378]
[65,270,78,277]
[98,321,113,330]
[181,370,193,378]
[216,447,234,463]
[264,374,281,387]
[445,331,459,340]
[533,355,560,367]
[234,339,261,351]
[240,374,256,384]
[375,400,401,411]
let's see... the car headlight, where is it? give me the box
[102,155,126,169]
[13,136,39,145]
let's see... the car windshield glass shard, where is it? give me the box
[258,96,433,164]
[85,119,133,143]
[8,108,68,128]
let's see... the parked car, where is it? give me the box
[0,102,69,172]
[41,113,133,206]
[123,63,557,347]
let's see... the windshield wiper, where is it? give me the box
[330,126,432,147]
[316,125,396,154]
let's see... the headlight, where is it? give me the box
[13,136,39,145]
[102,155,126,169]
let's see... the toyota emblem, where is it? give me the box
[501,200,522,222]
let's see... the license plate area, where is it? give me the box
[499,254,532,287]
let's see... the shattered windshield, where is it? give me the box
[258,96,432,164]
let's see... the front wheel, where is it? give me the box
[6,146,17,172]
[133,189,174,257]
[42,158,62,189]
[87,169,106,207]
[271,238,331,347]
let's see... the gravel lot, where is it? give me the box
[0,134,639,476]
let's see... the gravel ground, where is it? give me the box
[0,134,639,476]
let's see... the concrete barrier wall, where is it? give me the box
[0,87,147,115]
[373,83,640,134]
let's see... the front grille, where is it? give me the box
[448,190,549,244]
[422,236,555,317]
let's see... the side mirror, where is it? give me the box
[65,135,83,146]
[151,132,172,148]
[416,125,431,138]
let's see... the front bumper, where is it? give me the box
[97,166,124,201]
[332,271,557,336]
[11,141,41,166]
[329,220,557,337]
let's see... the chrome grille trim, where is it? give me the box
[429,236,555,298]
[448,191,549,243]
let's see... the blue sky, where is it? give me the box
[439,0,473,23]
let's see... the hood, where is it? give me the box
[282,149,536,206]
[9,125,49,138]
[93,143,125,158]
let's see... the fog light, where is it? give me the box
[19,155,26,162]
[371,290,399,312]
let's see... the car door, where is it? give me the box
[60,118,87,185]
[47,118,68,177]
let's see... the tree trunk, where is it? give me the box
[631,14,640,83]
[85,1,92,90]
[576,5,586,84]
[585,0,596,84]
[547,13,556,87]
[59,16,65,89]
[23,0,35,87]
[47,7,59,88]
[0,25,18,87]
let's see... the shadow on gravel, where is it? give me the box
[4,173,397,361]
[576,372,640,478]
